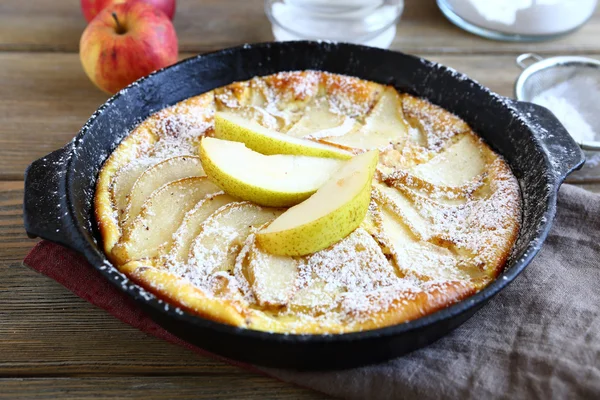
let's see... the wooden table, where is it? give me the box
[1,1,598,398]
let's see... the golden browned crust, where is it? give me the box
[122,260,477,334]
[95,124,158,257]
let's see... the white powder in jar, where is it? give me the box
[442,0,598,36]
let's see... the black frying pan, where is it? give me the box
[23,42,584,370]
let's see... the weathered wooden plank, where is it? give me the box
[0,182,37,262]
[2,263,248,376]
[0,53,108,180]
[0,0,598,54]
[0,376,324,399]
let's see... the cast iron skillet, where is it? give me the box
[23,41,584,370]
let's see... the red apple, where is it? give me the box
[80,2,178,94]
[81,0,176,22]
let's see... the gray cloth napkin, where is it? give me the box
[267,184,600,399]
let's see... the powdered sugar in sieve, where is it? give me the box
[515,53,600,181]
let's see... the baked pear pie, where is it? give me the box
[95,71,521,334]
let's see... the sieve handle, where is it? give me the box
[510,100,585,181]
[516,53,544,69]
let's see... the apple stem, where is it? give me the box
[112,12,126,34]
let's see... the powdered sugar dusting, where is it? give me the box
[292,229,421,317]
[98,71,522,334]
[149,110,212,159]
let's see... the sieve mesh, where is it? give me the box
[519,63,600,103]
[516,56,600,149]
[515,55,600,181]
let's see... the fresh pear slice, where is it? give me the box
[189,202,282,274]
[122,156,205,225]
[111,177,220,265]
[214,112,352,159]
[112,159,156,220]
[256,150,379,256]
[163,193,237,264]
[238,232,299,307]
[323,87,409,150]
[198,137,346,207]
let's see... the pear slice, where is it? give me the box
[256,150,379,256]
[288,228,396,313]
[111,177,220,265]
[373,182,430,240]
[304,118,361,140]
[286,97,357,139]
[360,200,384,237]
[214,112,352,159]
[122,156,205,225]
[238,232,299,307]
[409,134,487,187]
[289,280,339,311]
[379,206,464,281]
[323,87,409,150]
[163,193,237,264]
[198,137,346,207]
[382,169,478,204]
[112,159,156,220]
[189,202,282,274]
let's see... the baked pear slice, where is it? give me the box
[189,202,282,274]
[237,231,299,307]
[322,87,409,150]
[122,156,205,225]
[163,193,237,264]
[111,177,220,265]
[285,97,353,138]
[378,206,465,281]
[256,150,379,256]
[288,228,397,313]
[372,182,430,240]
[213,112,352,159]
[198,137,346,207]
[111,159,156,220]
[408,134,487,187]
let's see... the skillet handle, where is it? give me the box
[508,100,585,182]
[23,144,83,252]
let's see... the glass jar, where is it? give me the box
[438,0,598,41]
[265,0,404,49]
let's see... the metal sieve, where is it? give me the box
[515,53,600,151]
